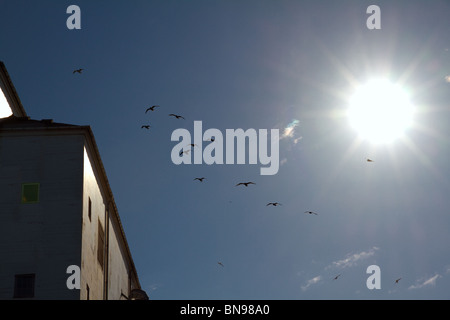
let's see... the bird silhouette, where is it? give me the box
[333,274,341,280]
[141,125,150,129]
[236,182,256,187]
[267,202,282,206]
[73,68,83,74]
[194,177,206,182]
[367,158,374,162]
[304,211,318,215]
[145,105,160,113]
[179,149,191,156]
[169,113,185,119]
[395,278,401,284]
[218,262,224,267]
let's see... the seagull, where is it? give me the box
[194,177,206,182]
[395,278,401,284]
[169,113,185,120]
[367,158,374,162]
[179,149,191,156]
[141,125,150,129]
[236,182,256,187]
[218,262,224,267]
[333,274,341,280]
[73,68,83,74]
[304,211,318,215]
[266,202,282,206]
[145,105,160,113]
[179,144,197,156]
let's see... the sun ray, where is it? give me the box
[400,135,447,185]
[313,136,364,204]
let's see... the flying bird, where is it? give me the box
[304,211,318,215]
[73,68,83,74]
[367,158,374,162]
[169,113,185,120]
[218,262,224,267]
[395,278,401,284]
[236,182,256,187]
[333,274,341,280]
[145,105,160,113]
[141,125,150,129]
[266,202,282,206]
[194,177,206,182]
[179,149,191,156]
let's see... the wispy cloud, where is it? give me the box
[280,119,302,143]
[326,247,379,270]
[144,283,162,295]
[301,247,380,291]
[301,275,322,291]
[408,274,441,290]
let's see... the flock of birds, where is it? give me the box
[73,68,403,286]
[143,104,324,214]
[141,104,186,130]
[137,102,330,273]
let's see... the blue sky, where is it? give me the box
[1,0,450,299]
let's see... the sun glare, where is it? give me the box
[347,79,414,144]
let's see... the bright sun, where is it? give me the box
[347,79,414,143]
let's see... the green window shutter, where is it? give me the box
[21,183,39,203]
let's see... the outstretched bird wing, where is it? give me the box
[146,105,160,113]
[169,113,185,119]
[236,182,255,186]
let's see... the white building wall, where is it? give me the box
[0,133,84,299]
[107,217,131,300]
[0,128,141,300]
[80,144,135,300]
[80,146,106,300]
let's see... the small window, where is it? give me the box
[97,220,105,269]
[21,183,39,204]
[88,197,92,221]
[14,274,35,298]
